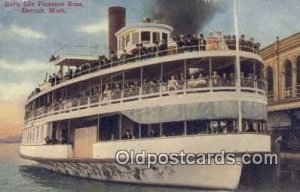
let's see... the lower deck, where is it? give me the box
[20,133,271,160]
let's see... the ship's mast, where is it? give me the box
[87,0,90,55]
[233,0,242,132]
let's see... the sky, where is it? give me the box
[0,0,299,138]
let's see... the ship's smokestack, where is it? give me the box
[108,6,126,54]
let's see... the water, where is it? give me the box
[0,144,299,192]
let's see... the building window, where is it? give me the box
[285,60,293,88]
[141,31,150,42]
[267,66,273,92]
[284,60,293,98]
[297,56,300,86]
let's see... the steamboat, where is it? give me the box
[20,6,271,190]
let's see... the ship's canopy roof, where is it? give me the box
[50,46,99,67]
[53,55,98,67]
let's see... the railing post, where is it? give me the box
[292,85,296,98]
[253,80,256,93]
[209,79,213,92]
[121,90,124,103]
[139,87,142,100]
[160,83,162,97]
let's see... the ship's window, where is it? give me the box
[121,115,139,139]
[162,122,184,136]
[142,64,162,85]
[141,31,150,42]
[162,61,185,83]
[125,34,130,46]
[132,32,139,45]
[99,115,119,141]
[187,120,208,135]
[152,32,160,43]
[210,120,235,133]
[141,124,160,138]
[119,39,122,50]
[162,33,168,43]
[121,37,125,50]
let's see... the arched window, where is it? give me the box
[267,66,273,92]
[284,60,293,98]
[267,66,274,101]
[296,56,300,96]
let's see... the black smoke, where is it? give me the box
[145,0,226,35]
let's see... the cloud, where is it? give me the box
[9,25,46,40]
[0,59,49,101]
[0,81,35,101]
[0,58,47,72]
[76,20,108,34]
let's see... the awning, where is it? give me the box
[122,101,267,124]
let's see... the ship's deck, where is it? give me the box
[24,78,266,124]
[27,45,263,104]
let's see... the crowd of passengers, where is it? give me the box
[47,32,260,87]
[118,120,265,140]
[61,71,257,103]
[44,135,67,145]
[26,71,259,119]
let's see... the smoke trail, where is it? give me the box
[145,0,226,35]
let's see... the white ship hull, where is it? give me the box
[20,133,271,190]
[38,159,242,190]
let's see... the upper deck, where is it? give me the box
[23,24,266,127]
[23,50,267,126]
[27,41,263,105]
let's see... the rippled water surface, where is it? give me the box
[0,144,298,192]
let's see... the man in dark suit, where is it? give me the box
[199,34,207,51]
[191,34,199,51]
[239,34,246,51]
[122,129,133,140]
[176,34,186,53]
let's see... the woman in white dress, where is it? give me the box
[102,84,112,103]
[196,73,207,87]
[217,32,229,51]
[168,75,178,91]
[188,75,197,88]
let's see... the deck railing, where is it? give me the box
[24,79,266,123]
[29,43,261,102]
[65,44,259,82]
[26,43,261,101]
